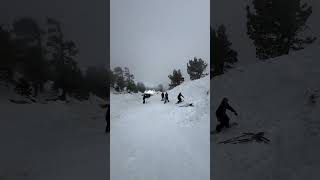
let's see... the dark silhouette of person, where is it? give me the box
[105,104,110,133]
[164,92,169,104]
[161,92,164,101]
[143,94,150,104]
[177,92,184,103]
[143,94,146,104]
[215,97,237,133]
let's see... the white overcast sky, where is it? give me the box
[111,0,210,87]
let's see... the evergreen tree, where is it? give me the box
[168,69,184,89]
[136,82,146,93]
[113,67,125,92]
[12,17,49,96]
[123,67,135,92]
[211,25,238,78]
[14,77,32,97]
[85,66,108,99]
[157,84,164,92]
[187,57,208,80]
[0,25,16,85]
[46,17,79,100]
[246,0,316,59]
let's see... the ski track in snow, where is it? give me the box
[111,77,210,180]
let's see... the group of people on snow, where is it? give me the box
[104,90,237,134]
[143,91,185,104]
[160,92,184,104]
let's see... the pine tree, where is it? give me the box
[168,69,184,89]
[136,82,146,93]
[246,0,316,59]
[123,67,135,92]
[47,17,79,100]
[0,25,16,85]
[12,17,49,96]
[187,57,208,80]
[211,25,238,78]
[113,67,125,92]
[157,84,164,92]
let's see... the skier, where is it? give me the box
[215,97,238,133]
[161,92,164,101]
[105,104,110,133]
[164,92,169,104]
[177,92,184,103]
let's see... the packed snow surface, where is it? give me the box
[111,76,210,180]
[211,47,320,180]
[0,91,108,180]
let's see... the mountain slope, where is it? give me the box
[111,76,210,180]
[211,47,320,180]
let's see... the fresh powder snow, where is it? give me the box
[111,76,210,180]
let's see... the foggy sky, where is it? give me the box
[212,0,320,65]
[0,0,108,70]
[111,0,210,88]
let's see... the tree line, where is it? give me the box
[0,17,110,101]
[111,57,208,93]
[168,57,208,89]
[211,0,316,78]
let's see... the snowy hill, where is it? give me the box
[111,76,210,180]
[211,47,320,180]
[0,88,108,180]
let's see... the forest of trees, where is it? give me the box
[111,57,209,93]
[211,0,316,78]
[246,0,316,59]
[0,17,110,101]
[168,57,208,89]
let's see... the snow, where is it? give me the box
[211,47,320,180]
[144,89,157,95]
[0,89,108,180]
[111,76,210,180]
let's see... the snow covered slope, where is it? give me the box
[211,47,320,180]
[111,76,210,180]
[0,90,108,180]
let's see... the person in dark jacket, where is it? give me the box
[161,92,164,101]
[215,97,237,133]
[177,92,184,103]
[143,94,146,104]
[164,92,169,104]
[105,104,110,133]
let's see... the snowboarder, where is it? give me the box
[105,104,110,133]
[215,97,238,133]
[161,92,164,101]
[164,92,169,104]
[177,92,184,103]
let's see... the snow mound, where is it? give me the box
[144,89,157,95]
[211,47,320,180]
